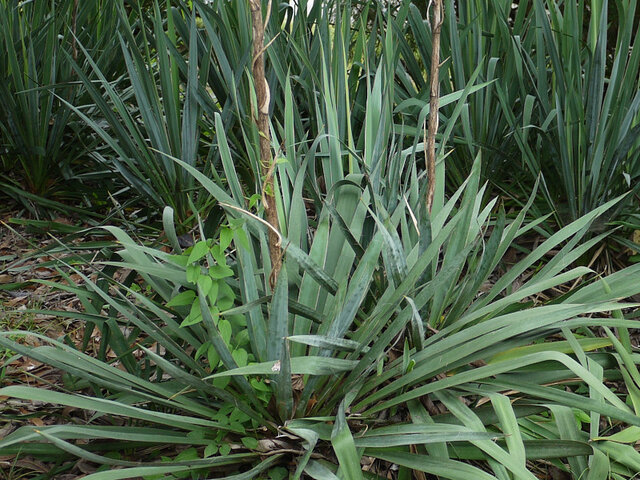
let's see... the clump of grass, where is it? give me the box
[0,300,44,365]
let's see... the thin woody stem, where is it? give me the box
[425,0,443,214]
[72,0,79,60]
[249,0,282,287]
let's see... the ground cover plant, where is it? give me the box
[2,0,640,479]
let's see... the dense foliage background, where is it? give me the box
[2,0,640,479]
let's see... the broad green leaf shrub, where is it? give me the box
[167,230,266,401]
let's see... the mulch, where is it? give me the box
[0,212,104,478]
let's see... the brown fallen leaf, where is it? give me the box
[5,296,28,307]
[29,417,45,427]
[34,267,57,279]
[14,458,49,474]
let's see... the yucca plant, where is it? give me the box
[3,106,640,479]
[65,0,303,229]
[397,0,640,236]
[0,0,123,210]
[4,2,640,480]
[390,0,536,192]
[168,0,389,199]
[493,0,640,230]
[61,1,213,229]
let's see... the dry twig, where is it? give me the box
[425,0,444,213]
[249,0,282,287]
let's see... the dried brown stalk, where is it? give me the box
[72,0,79,61]
[425,0,444,214]
[249,0,282,287]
